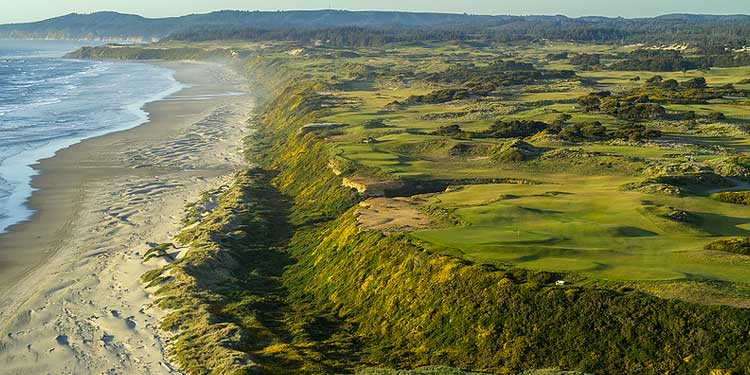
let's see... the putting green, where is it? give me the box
[413,177,750,282]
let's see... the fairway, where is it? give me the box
[412,176,750,282]
[281,41,750,289]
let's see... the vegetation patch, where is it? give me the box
[122,42,750,375]
[490,140,544,162]
[705,238,750,255]
[143,242,177,262]
[711,191,750,205]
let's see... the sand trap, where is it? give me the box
[357,197,432,233]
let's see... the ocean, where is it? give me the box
[0,40,182,233]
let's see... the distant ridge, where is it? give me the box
[0,10,749,42]
[0,10,510,41]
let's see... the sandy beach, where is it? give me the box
[0,61,252,374]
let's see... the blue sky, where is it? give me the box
[2,0,749,24]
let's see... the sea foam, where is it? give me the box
[0,41,183,233]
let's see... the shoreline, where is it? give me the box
[0,60,252,374]
[0,57,183,235]
[0,61,184,296]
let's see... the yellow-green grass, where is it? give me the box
[579,66,750,88]
[668,102,750,120]
[577,144,689,159]
[513,89,589,102]
[290,44,750,284]
[412,175,750,282]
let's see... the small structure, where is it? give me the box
[555,280,566,286]
[287,48,305,56]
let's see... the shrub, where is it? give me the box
[432,124,467,137]
[611,124,662,141]
[646,75,664,86]
[577,91,611,112]
[552,113,572,126]
[570,53,601,67]
[709,111,726,121]
[363,119,388,129]
[705,238,750,255]
[545,52,569,61]
[482,120,549,138]
[601,100,666,121]
[711,191,750,205]
[407,88,472,104]
[610,50,697,72]
[559,121,608,141]
[681,77,707,90]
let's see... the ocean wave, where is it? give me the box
[27,97,63,108]
[14,78,45,85]
[0,52,182,233]
[74,63,110,78]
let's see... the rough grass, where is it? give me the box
[283,210,750,374]
[135,46,750,375]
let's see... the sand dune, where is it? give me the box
[0,62,252,374]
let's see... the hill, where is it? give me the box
[0,10,509,41]
[1,10,750,43]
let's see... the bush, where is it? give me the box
[423,60,575,92]
[705,238,750,255]
[363,119,388,129]
[570,53,601,67]
[545,52,569,61]
[711,191,750,205]
[432,124,467,137]
[681,77,707,90]
[482,120,549,138]
[611,124,662,141]
[559,121,608,141]
[577,91,611,112]
[601,100,666,121]
[552,113,572,126]
[407,88,473,104]
[709,111,726,121]
[610,50,697,72]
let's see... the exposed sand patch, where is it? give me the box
[357,197,432,233]
[0,62,252,374]
[342,175,404,197]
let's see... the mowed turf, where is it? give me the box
[412,175,750,282]
[292,42,750,287]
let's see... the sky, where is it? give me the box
[2,0,749,24]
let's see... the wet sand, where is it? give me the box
[0,61,252,374]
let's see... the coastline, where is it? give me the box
[0,61,252,374]
[0,56,182,234]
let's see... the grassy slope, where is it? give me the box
[133,48,750,374]
[252,57,750,374]
[292,44,750,285]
